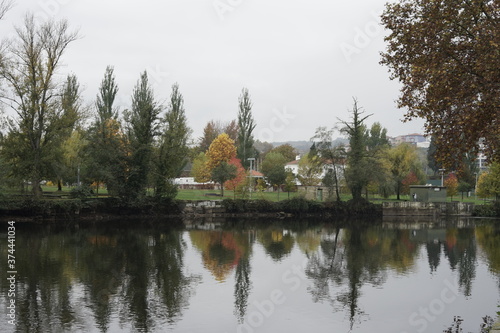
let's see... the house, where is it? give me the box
[173,177,215,190]
[389,133,428,146]
[285,155,345,187]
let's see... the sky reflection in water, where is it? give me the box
[0,218,499,333]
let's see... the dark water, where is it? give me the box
[0,218,499,333]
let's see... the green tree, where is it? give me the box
[339,99,372,202]
[51,74,83,191]
[261,152,288,198]
[311,126,347,201]
[212,161,237,197]
[283,170,297,199]
[191,152,211,183]
[154,83,191,198]
[386,143,424,200]
[297,154,323,187]
[365,122,390,151]
[381,0,499,167]
[125,71,162,199]
[476,162,500,201]
[268,144,297,163]
[457,181,472,201]
[84,67,128,197]
[60,128,87,187]
[0,15,79,197]
[96,66,119,121]
[237,88,256,169]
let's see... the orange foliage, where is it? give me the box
[444,173,458,198]
[401,171,419,194]
[224,157,247,191]
[206,133,237,171]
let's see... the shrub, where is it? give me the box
[473,202,500,217]
[248,199,277,212]
[279,197,310,213]
[222,199,248,213]
[70,185,93,199]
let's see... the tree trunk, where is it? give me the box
[352,186,363,203]
[57,179,62,191]
[334,171,341,202]
[32,176,42,198]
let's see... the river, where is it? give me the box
[1,217,499,332]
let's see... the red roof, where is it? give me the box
[250,170,264,177]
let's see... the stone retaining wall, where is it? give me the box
[382,202,475,217]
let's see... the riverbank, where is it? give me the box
[1,197,499,223]
[0,197,382,222]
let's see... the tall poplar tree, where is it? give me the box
[96,66,119,123]
[237,88,256,169]
[127,71,161,199]
[85,66,127,197]
[52,74,82,191]
[155,83,191,198]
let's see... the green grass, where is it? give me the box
[2,185,496,205]
[176,189,299,201]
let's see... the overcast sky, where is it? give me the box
[2,0,426,143]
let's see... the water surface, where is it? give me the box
[0,218,499,332]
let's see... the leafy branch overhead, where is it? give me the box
[381,0,499,168]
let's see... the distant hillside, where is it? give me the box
[272,138,348,154]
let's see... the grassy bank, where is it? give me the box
[1,186,498,219]
[3,185,496,205]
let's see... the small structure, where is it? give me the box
[298,185,342,201]
[409,185,447,202]
[249,170,264,180]
[174,177,215,190]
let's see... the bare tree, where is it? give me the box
[0,14,79,197]
[0,0,13,20]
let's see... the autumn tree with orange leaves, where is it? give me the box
[444,173,459,201]
[206,133,238,196]
[206,133,237,170]
[381,0,499,169]
[224,157,247,197]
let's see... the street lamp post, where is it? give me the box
[475,172,479,200]
[439,168,446,186]
[247,158,255,199]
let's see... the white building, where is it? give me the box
[285,155,344,186]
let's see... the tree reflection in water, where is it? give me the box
[0,223,200,333]
[0,220,498,332]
